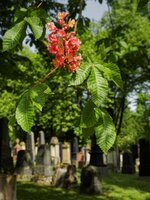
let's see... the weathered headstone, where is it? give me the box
[80,165,103,195]
[20,141,26,150]
[26,132,35,164]
[63,165,78,188]
[35,137,39,157]
[52,166,67,187]
[90,135,105,167]
[139,138,150,176]
[39,130,45,145]
[35,144,52,176]
[71,137,78,166]
[107,150,118,171]
[84,144,91,165]
[62,142,71,164]
[15,150,32,175]
[52,165,77,188]
[50,136,60,165]
[121,152,135,174]
[90,134,108,176]
[59,142,63,163]
[13,138,21,161]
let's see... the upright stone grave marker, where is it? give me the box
[39,130,45,145]
[71,137,78,167]
[35,131,52,176]
[107,150,118,171]
[50,136,60,165]
[26,132,35,164]
[139,138,150,176]
[62,142,71,165]
[85,144,91,165]
[15,150,32,175]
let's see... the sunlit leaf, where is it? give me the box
[87,66,108,106]
[70,63,91,86]
[95,109,116,153]
[3,21,27,51]
[15,91,34,132]
[30,83,51,111]
[25,16,43,39]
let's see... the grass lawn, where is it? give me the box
[17,173,150,200]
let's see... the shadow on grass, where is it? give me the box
[17,182,106,200]
[102,172,150,194]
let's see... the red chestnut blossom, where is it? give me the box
[47,12,82,72]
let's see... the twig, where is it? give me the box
[34,66,58,86]
[36,1,43,8]
[74,0,84,34]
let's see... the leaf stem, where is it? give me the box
[34,66,58,86]
[74,0,83,34]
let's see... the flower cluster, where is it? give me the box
[47,12,82,72]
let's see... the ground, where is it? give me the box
[17,172,150,200]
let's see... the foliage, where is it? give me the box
[94,0,150,138]
[1,4,123,152]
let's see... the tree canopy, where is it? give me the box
[0,0,149,152]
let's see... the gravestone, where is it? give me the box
[59,142,63,163]
[35,144,52,176]
[52,165,77,188]
[89,134,108,176]
[84,144,91,165]
[139,138,150,176]
[13,138,21,161]
[20,141,26,150]
[122,152,135,174]
[80,165,103,195]
[35,137,39,157]
[107,150,118,171]
[39,130,45,145]
[50,136,60,165]
[26,132,35,164]
[62,142,71,164]
[63,165,78,188]
[15,150,32,175]
[90,135,105,167]
[71,137,78,166]
[52,166,67,187]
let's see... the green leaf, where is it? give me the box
[70,63,91,86]
[82,127,94,140]
[30,83,51,111]
[95,110,116,153]
[120,40,128,49]
[96,63,123,90]
[15,91,34,132]
[14,8,28,22]
[87,67,108,106]
[81,100,97,128]
[25,16,43,39]
[30,9,50,23]
[3,20,27,51]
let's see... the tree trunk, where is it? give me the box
[0,174,17,200]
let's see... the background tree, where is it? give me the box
[95,0,150,136]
